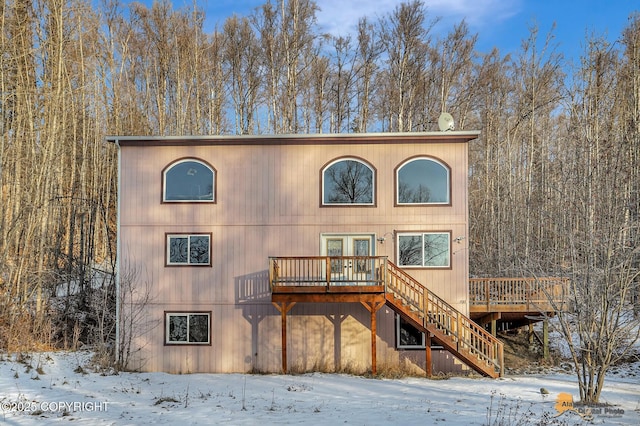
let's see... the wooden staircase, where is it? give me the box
[384,262,504,378]
[269,256,504,378]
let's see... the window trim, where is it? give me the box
[395,315,443,350]
[164,311,212,346]
[162,157,217,204]
[394,156,451,206]
[396,231,452,269]
[165,233,212,267]
[396,315,425,349]
[320,156,377,207]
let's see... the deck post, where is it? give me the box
[272,302,296,373]
[498,343,504,378]
[361,301,384,375]
[543,318,549,359]
[485,280,490,310]
[425,332,432,378]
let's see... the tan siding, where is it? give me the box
[119,135,474,373]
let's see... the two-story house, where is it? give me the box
[109,132,503,377]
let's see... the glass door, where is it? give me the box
[321,234,375,284]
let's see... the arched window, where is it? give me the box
[396,157,450,205]
[163,159,215,202]
[322,158,375,205]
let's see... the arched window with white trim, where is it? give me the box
[396,157,450,205]
[163,159,215,202]
[322,157,375,206]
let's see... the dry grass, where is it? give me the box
[284,356,438,380]
[0,313,55,353]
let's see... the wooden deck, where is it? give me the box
[469,277,568,326]
[270,256,387,302]
[269,256,506,378]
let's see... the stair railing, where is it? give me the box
[385,261,503,375]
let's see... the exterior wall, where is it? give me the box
[116,134,474,373]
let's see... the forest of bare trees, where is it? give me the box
[0,0,638,399]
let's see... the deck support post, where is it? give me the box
[542,318,549,359]
[361,301,385,375]
[425,332,432,378]
[272,302,296,373]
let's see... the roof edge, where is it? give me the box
[106,131,480,146]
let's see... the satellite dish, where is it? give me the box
[438,112,455,131]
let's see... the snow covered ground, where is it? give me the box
[1,350,638,425]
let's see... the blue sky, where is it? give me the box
[152,0,637,63]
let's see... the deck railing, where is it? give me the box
[386,262,503,372]
[469,277,568,311]
[269,256,387,289]
[269,256,503,375]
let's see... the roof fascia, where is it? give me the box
[106,132,480,147]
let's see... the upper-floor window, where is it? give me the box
[163,159,215,202]
[396,157,450,205]
[166,233,211,266]
[322,157,375,206]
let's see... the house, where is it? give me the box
[109,131,505,377]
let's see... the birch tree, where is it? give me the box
[378,0,435,132]
[549,26,640,404]
[223,15,261,134]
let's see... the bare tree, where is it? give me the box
[327,35,356,133]
[378,0,435,132]
[223,15,261,134]
[433,20,477,129]
[352,17,381,133]
[548,28,640,404]
[251,0,318,133]
[116,262,158,371]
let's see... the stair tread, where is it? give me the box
[385,265,503,378]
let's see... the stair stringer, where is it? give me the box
[384,263,503,378]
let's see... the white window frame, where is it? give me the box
[166,233,211,266]
[163,159,215,203]
[396,232,451,268]
[321,157,375,206]
[396,157,450,205]
[165,312,211,345]
[396,315,425,349]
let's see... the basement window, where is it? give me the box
[165,312,211,345]
[396,315,425,349]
